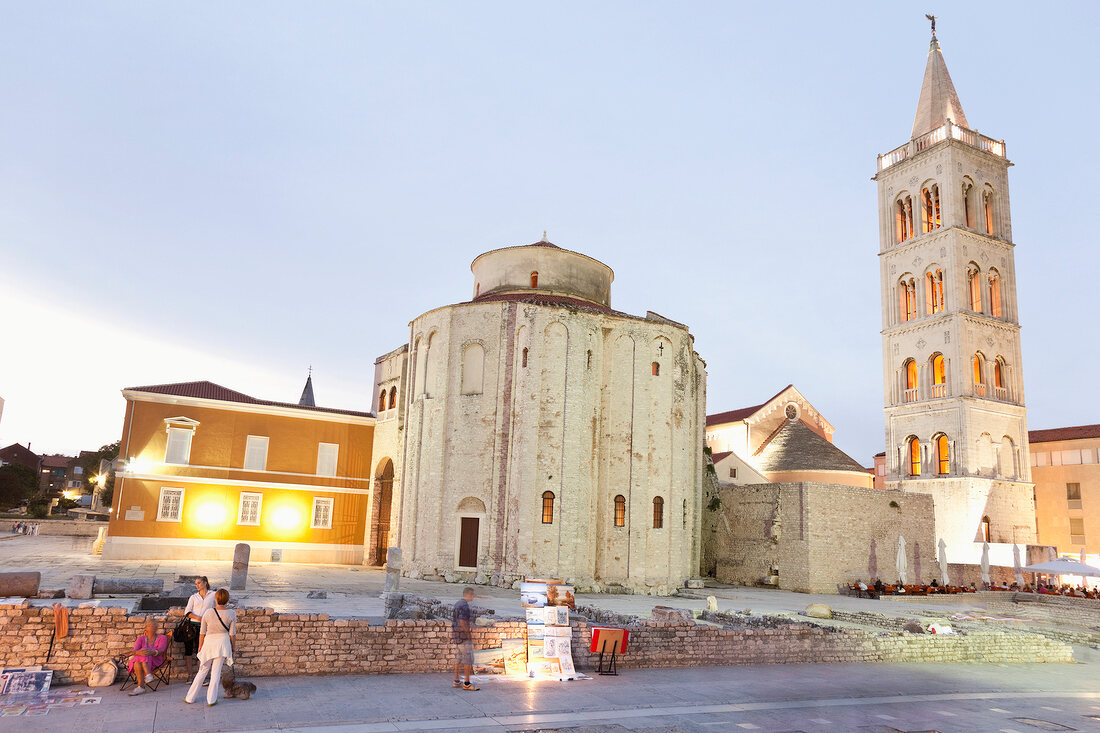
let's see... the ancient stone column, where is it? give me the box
[0,572,41,598]
[384,546,402,594]
[93,578,164,594]
[231,543,250,590]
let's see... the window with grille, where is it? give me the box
[238,492,262,526]
[613,494,626,527]
[311,497,334,529]
[157,488,184,522]
[244,435,269,471]
[541,491,554,524]
[652,497,664,529]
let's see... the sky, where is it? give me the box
[1,2,1097,462]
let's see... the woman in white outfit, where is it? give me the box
[184,588,236,706]
[182,576,215,677]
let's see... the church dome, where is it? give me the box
[470,239,614,308]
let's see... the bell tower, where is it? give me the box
[873,22,1036,561]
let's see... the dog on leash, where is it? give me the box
[220,667,257,700]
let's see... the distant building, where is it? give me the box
[0,443,39,473]
[1030,425,1100,557]
[706,385,872,490]
[39,455,73,496]
[102,378,375,564]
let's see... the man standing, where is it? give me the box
[452,587,478,691]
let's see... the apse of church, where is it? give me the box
[374,239,707,593]
[874,24,1036,564]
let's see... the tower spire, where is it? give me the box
[299,369,316,407]
[911,19,968,139]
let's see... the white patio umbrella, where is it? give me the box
[938,537,950,586]
[1012,544,1024,586]
[1021,556,1100,577]
[896,536,908,585]
[980,541,991,586]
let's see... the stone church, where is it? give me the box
[369,239,707,592]
[874,26,1037,568]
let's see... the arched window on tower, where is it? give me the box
[895,195,913,243]
[904,359,918,403]
[652,497,664,529]
[931,353,946,398]
[967,265,983,312]
[925,269,945,314]
[921,184,941,233]
[651,362,660,376]
[988,270,1002,318]
[972,352,986,397]
[613,494,626,527]
[388,386,397,410]
[908,436,921,477]
[936,434,950,475]
[993,358,1006,400]
[899,278,917,323]
[379,389,387,412]
[983,188,995,235]
[541,491,554,524]
[962,180,975,228]
[980,516,991,542]
[530,271,539,288]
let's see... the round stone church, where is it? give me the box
[373,239,707,593]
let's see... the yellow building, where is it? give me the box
[1031,424,1100,557]
[102,379,375,564]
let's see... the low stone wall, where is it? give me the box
[2,521,103,537]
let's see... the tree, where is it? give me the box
[27,496,50,519]
[80,441,120,509]
[0,464,37,509]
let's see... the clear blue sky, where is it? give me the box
[1,2,1097,461]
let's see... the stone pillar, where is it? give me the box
[93,578,163,594]
[0,572,40,598]
[384,546,402,594]
[231,543,250,590]
[69,574,95,600]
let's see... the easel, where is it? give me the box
[590,627,628,676]
[595,637,620,675]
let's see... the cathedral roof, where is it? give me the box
[753,419,866,474]
[124,380,372,418]
[911,33,969,139]
[706,385,794,426]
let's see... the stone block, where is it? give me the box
[69,574,95,600]
[93,577,163,594]
[804,604,832,619]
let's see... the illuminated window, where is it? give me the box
[652,496,664,529]
[530,271,538,288]
[988,270,1002,318]
[968,266,982,312]
[994,360,1004,389]
[972,353,985,397]
[983,188,995,235]
[541,491,554,524]
[388,386,397,409]
[936,434,950,475]
[379,389,387,412]
[899,278,917,322]
[157,487,184,522]
[895,195,913,243]
[651,362,660,376]
[904,360,918,402]
[165,427,194,465]
[316,443,339,477]
[931,354,946,397]
[921,184,941,233]
[311,497,334,529]
[980,516,991,542]
[908,437,921,477]
[925,269,945,314]
[238,492,262,526]
[614,494,626,527]
[243,435,268,471]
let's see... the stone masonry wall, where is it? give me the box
[0,603,1073,685]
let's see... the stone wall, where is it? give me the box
[0,602,1073,685]
[1,520,103,537]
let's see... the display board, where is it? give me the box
[520,578,576,679]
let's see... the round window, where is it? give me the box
[785,404,798,421]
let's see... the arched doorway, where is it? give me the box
[369,459,394,565]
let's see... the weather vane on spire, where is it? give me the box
[925,13,936,37]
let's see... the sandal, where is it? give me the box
[462,682,479,691]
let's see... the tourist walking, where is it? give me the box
[182,576,215,677]
[184,588,236,706]
[451,587,478,691]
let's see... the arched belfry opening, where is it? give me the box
[368,458,395,565]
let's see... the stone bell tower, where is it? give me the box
[872,22,1036,562]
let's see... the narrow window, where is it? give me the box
[980,516,991,542]
[521,347,528,368]
[963,182,973,227]
[899,279,917,322]
[530,271,538,288]
[908,437,921,477]
[729,467,737,478]
[164,427,194,465]
[984,190,994,235]
[379,389,387,412]
[157,487,185,522]
[682,499,687,528]
[388,386,397,409]
[586,350,592,369]
[936,434,950,475]
[972,353,986,397]
[931,354,946,397]
[904,360,918,403]
[921,185,940,233]
[988,271,1002,318]
[316,443,339,477]
[613,494,626,527]
[541,491,554,524]
[311,497,334,529]
[238,492,262,525]
[243,435,269,471]
[652,496,664,529]
[651,361,660,376]
[925,269,944,314]
[968,267,982,312]
[895,196,913,242]
[994,360,1004,389]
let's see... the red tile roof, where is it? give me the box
[706,385,794,427]
[1028,424,1100,444]
[710,451,733,463]
[40,454,74,468]
[124,381,373,419]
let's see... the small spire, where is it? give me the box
[911,17,968,139]
[299,371,316,407]
[541,230,548,242]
